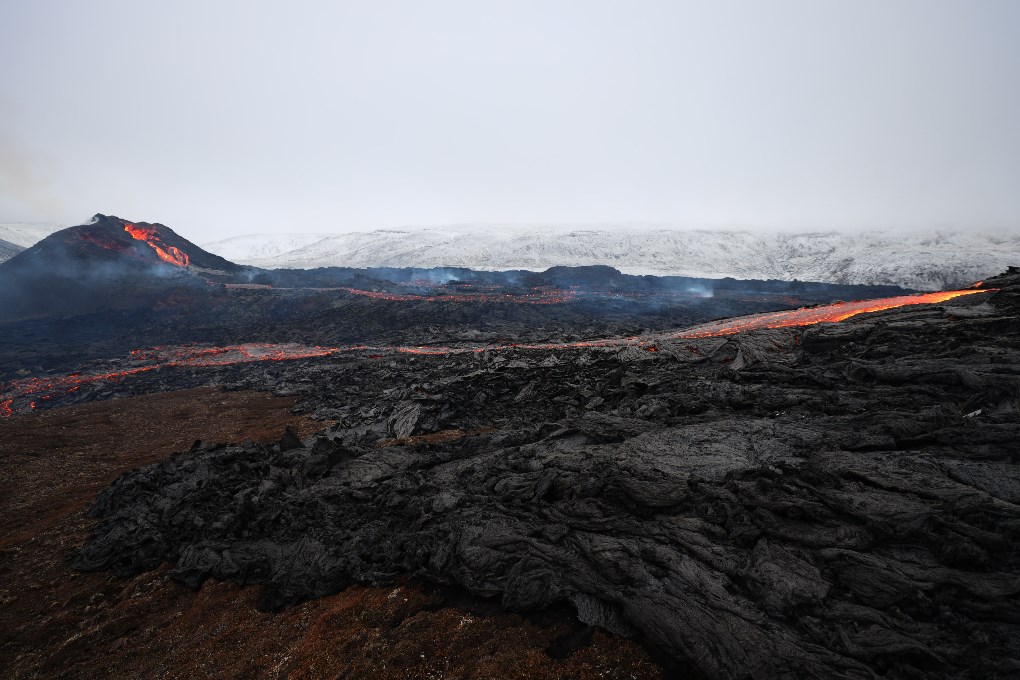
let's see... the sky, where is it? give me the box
[1,0,1018,241]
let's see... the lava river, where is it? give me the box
[124,223,190,267]
[0,288,993,416]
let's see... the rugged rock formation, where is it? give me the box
[0,388,659,679]
[76,270,1020,679]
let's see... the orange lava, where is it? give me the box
[1,344,335,417]
[1,288,995,416]
[124,224,190,267]
[669,289,991,339]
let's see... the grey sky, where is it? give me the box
[1,0,1018,241]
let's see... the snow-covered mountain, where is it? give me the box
[0,223,67,263]
[0,238,23,263]
[199,233,333,263]
[204,225,1020,291]
[0,222,66,248]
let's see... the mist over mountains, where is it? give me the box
[4,221,1016,290]
[203,226,1019,291]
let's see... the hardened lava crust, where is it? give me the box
[0,388,661,679]
[71,269,1020,679]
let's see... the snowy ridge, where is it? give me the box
[199,233,332,263]
[0,238,23,264]
[208,226,1020,291]
[0,222,66,248]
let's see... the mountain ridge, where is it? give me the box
[204,226,1019,290]
[0,238,23,263]
[0,222,66,248]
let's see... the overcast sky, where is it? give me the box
[1,0,1018,241]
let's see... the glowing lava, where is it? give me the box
[0,288,995,416]
[124,224,190,267]
[669,289,991,339]
[1,344,337,416]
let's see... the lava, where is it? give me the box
[668,289,991,339]
[124,224,190,267]
[0,288,995,416]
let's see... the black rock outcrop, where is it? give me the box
[76,270,1020,679]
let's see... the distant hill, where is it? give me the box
[204,225,1020,291]
[0,238,23,263]
[201,233,332,262]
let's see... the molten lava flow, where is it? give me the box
[669,289,992,339]
[0,344,340,416]
[0,289,996,416]
[124,224,190,267]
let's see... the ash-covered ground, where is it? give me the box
[64,269,1020,679]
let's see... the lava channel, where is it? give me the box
[668,288,992,338]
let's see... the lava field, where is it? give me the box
[0,214,911,382]
[59,268,1020,679]
[2,216,1019,679]
[0,286,994,418]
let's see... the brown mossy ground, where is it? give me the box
[0,388,663,679]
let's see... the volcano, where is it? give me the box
[0,214,255,320]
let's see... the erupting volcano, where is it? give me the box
[124,223,190,267]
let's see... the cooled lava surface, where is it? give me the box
[0,389,660,679]
[0,287,992,417]
[58,268,1020,679]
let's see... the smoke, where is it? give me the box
[0,131,63,220]
[681,284,714,299]
[420,268,462,285]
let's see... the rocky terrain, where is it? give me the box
[1,389,659,678]
[3,213,1017,678]
[66,269,1020,678]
